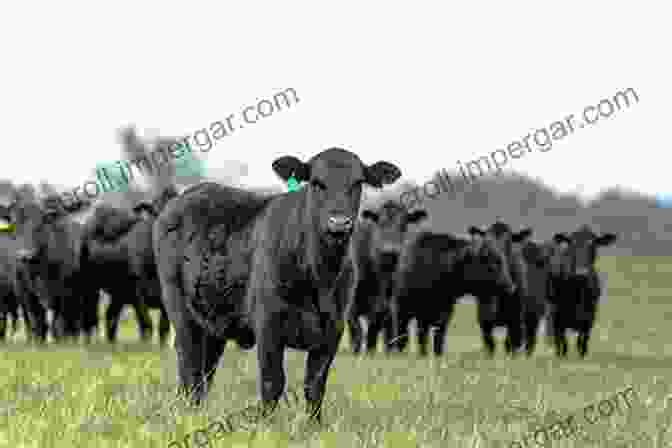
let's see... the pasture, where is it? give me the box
[0,255,670,447]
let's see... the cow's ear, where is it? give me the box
[553,233,570,244]
[596,232,617,246]
[0,205,11,222]
[512,227,533,243]
[406,209,428,224]
[272,156,310,182]
[468,225,485,237]
[361,210,379,223]
[365,162,401,187]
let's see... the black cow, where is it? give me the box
[468,221,531,356]
[547,225,617,357]
[391,228,517,357]
[515,238,556,356]
[80,187,176,344]
[154,147,400,421]
[347,201,427,355]
[0,216,22,340]
[2,196,97,343]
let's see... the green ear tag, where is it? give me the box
[287,175,300,192]
[0,222,15,233]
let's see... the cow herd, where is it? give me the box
[0,147,617,422]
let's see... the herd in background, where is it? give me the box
[0,144,617,422]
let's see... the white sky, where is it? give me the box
[1,2,666,201]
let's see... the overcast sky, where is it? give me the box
[1,2,665,201]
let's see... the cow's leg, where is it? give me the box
[365,315,384,355]
[0,311,7,341]
[383,318,395,354]
[131,300,153,342]
[305,334,342,423]
[347,313,363,354]
[552,318,568,358]
[395,315,412,353]
[105,299,125,343]
[256,312,287,419]
[504,293,524,357]
[80,294,99,344]
[416,319,430,357]
[524,311,541,357]
[433,302,454,356]
[577,328,591,358]
[158,306,171,347]
[477,299,496,357]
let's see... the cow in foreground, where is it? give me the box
[154,147,401,421]
[80,187,176,344]
[548,225,617,357]
[347,201,427,355]
[467,221,531,356]
[391,228,517,357]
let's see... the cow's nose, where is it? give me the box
[17,249,37,262]
[327,215,353,232]
[575,267,591,276]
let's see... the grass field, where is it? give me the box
[0,255,671,447]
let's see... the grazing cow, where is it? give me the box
[515,238,556,356]
[547,225,617,357]
[154,147,401,421]
[80,187,176,344]
[2,196,97,342]
[391,228,517,357]
[467,221,531,356]
[347,201,427,355]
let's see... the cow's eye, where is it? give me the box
[311,179,327,191]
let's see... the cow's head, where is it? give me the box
[552,225,617,278]
[3,196,64,263]
[519,239,553,269]
[272,148,401,246]
[469,220,533,260]
[361,202,427,272]
[464,226,517,296]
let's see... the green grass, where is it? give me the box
[1,256,671,447]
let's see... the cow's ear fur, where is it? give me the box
[365,162,401,187]
[468,225,485,237]
[272,156,310,182]
[596,233,617,246]
[553,233,570,244]
[512,227,533,243]
[361,210,379,223]
[406,209,428,224]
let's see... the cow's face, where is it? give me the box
[272,148,401,246]
[5,199,61,263]
[552,226,617,278]
[464,227,516,295]
[361,203,427,272]
[519,240,552,269]
[471,221,532,260]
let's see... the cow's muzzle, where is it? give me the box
[379,250,399,273]
[17,249,38,263]
[327,215,354,233]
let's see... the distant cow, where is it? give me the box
[391,228,517,357]
[467,221,531,356]
[154,147,401,421]
[515,238,557,356]
[80,187,176,344]
[547,225,617,357]
[1,196,97,342]
[347,201,427,355]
